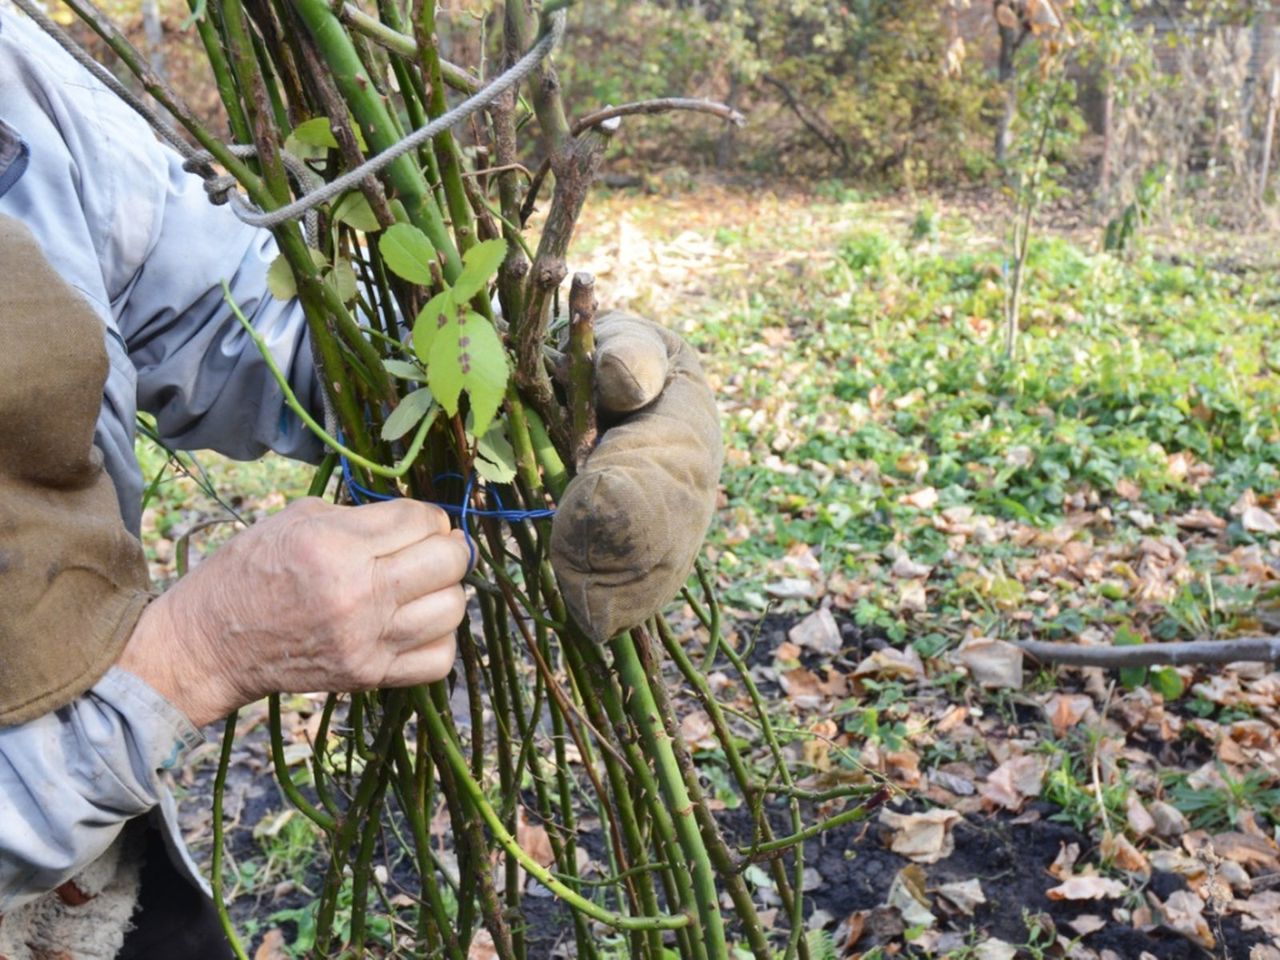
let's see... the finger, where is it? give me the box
[380,631,458,687]
[335,498,453,555]
[375,531,472,605]
[384,583,468,649]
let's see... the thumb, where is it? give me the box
[593,312,671,416]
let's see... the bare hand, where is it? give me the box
[118,498,470,726]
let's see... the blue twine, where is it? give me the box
[338,452,555,569]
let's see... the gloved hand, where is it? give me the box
[551,312,723,642]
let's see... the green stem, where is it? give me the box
[609,632,726,957]
[212,711,250,960]
[740,793,890,860]
[291,0,462,278]
[413,687,691,933]
[225,283,432,478]
[268,695,338,832]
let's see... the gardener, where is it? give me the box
[0,11,721,960]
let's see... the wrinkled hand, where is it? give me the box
[119,498,470,725]
[551,312,723,642]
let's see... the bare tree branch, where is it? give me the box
[520,99,744,224]
[761,72,848,167]
[1017,637,1280,668]
[571,98,745,137]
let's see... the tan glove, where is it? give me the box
[550,312,723,642]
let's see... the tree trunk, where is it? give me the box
[715,76,740,169]
[995,13,1020,165]
[1099,76,1114,198]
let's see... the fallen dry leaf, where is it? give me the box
[899,486,939,510]
[1101,831,1150,875]
[1125,795,1156,837]
[935,704,969,734]
[679,710,719,752]
[1174,508,1226,531]
[884,864,935,928]
[773,640,802,661]
[516,807,555,869]
[778,666,849,708]
[254,930,289,960]
[897,578,928,613]
[1237,891,1280,938]
[979,754,1046,811]
[1210,832,1280,874]
[788,607,843,656]
[854,646,925,682]
[1241,506,1280,534]
[834,908,869,951]
[1159,890,1215,949]
[1045,693,1094,737]
[953,636,1024,689]
[879,807,962,864]
[973,939,1018,960]
[1068,914,1107,936]
[468,929,498,960]
[1148,800,1190,837]
[1049,841,1081,880]
[891,554,933,579]
[936,878,986,916]
[1046,875,1128,901]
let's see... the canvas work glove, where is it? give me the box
[551,312,723,642]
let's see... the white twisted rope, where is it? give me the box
[15,0,565,232]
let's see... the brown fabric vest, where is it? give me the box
[0,213,151,725]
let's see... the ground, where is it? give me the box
[140,184,1280,959]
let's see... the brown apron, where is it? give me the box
[0,213,153,958]
[0,213,151,726]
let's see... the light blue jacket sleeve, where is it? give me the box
[0,669,204,914]
[0,11,324,492]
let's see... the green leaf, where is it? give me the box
[325,258,358,304]
[266,249,326,301]
[266,253,297,300]
[1114,623,1147,690]
[379,223,436,286]
[333,192,381,232]
[412,290,456,365]
[428,310,509,435]
[383,359,425,381]
[291,117,340,148]
[381,387,436,442]
[285,117,337,161]
[1150,666,1185,700]
[451,238,508,303]
[474,421,517,484]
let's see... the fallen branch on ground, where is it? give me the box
[1017,636,1280,668]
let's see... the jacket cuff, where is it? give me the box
[92,667,205,773]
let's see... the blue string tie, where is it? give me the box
[338,452,555,569]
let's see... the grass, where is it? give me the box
[659,197,1280,653]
